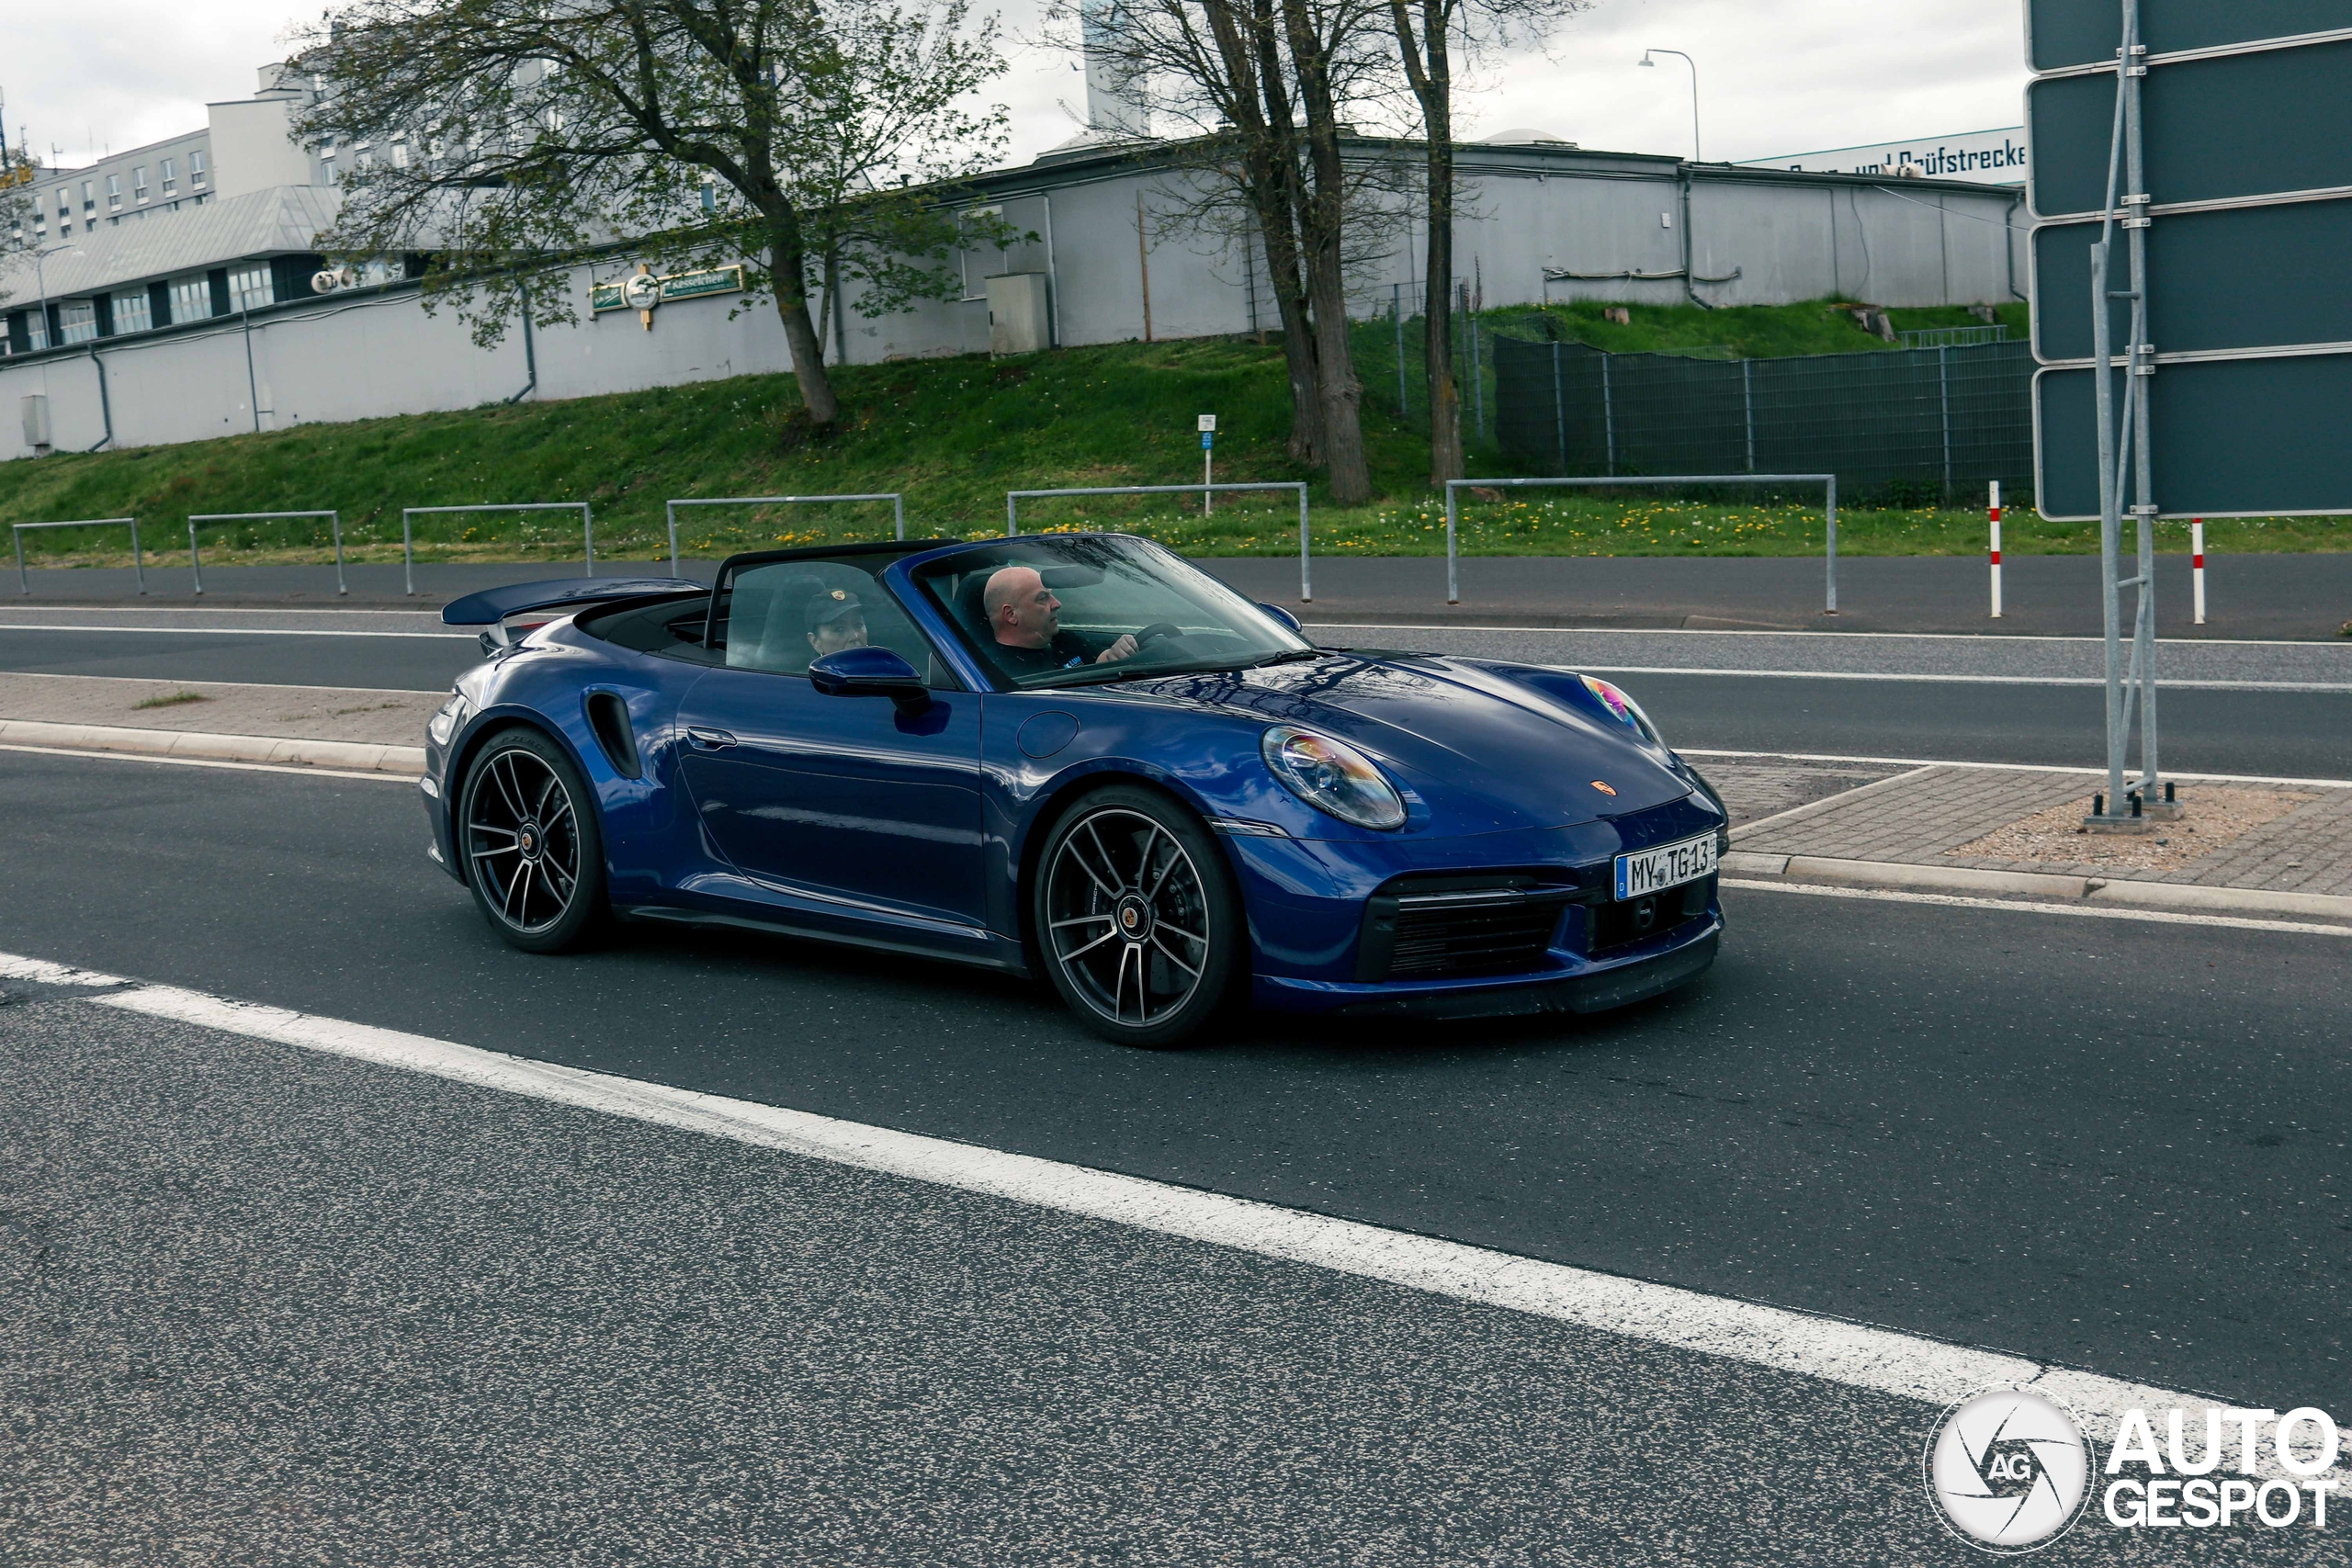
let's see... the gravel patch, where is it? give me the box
[1945,786,2320,874]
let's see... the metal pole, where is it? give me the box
[1824,476,1837,615]
[582,503,594,576]
[241,300,261,434]
[332,512,347,597]
[666,502,680,578]
[1297,484,1312,603]
[1445,481,1460,604]
[2123,11,2161,807]
[1552,343,1566,473]
[130,519,143,595]
[13,527,25,594]
[2092,233,2124,821]
[188,521,204,596]
[1006,494,1019,536]
[1742,359,1755,472]
[2192,519,2205,625]
[1469,287,1486,442]
[1601,354,1615,476]
[1988,479,2003,619]
[1939,346,1952,500]
[892,495,905,542]
[403,509,416,596]
[1204,441,1213,518]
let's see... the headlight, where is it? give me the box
[1261,725,1407,830]
[1579,674,1664,747]
[426,693,473,747]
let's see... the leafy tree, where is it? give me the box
[293,0,1012,428]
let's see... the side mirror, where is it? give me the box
[1258,602,1304,635]
[809,647,932,713]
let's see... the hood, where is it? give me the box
[1135,653,1694,835]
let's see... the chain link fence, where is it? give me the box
[1489,334,2034,506]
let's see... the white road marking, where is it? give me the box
[0,953,129,986]
[0,743,415,783]
[0,622,469,639]
[1567,663,2352,694]
[1683,747,2352,791]
[1723,878,2352,937]
[1306,622,2327,649]
[40,964,2260,1447]
[0,671,446,695]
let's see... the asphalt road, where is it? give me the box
[3,618,2345,777]
[12,994,2310,1566]
[2,747,2343,1424]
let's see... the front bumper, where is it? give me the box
[1256,924,1718,1020]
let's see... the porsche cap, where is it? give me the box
[807,588,864,631]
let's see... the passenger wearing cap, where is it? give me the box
[807,588,869,658]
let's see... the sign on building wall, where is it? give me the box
[589,263,747,318]
[1735,128,2028,186]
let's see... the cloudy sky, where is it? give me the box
[2,0,2029,172]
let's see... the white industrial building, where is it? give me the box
[2,60,2028,463]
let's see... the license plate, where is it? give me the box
[1613,833,1719,901]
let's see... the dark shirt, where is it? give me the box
[990,630,1098,680]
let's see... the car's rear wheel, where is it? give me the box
[459,728,605,953]
[1035,785,1241,1047]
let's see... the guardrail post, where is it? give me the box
[13,527,26,595]
[666,502,681,578]
[1445,481,1461,605]
[402,509,416,596]
[893,495,906,542]
[332,512,347,597]
[189,521,205,597]
[1298,481,1317,606]
[1006,494,1020,536]
[130,519,144,595]
[582,503,594,577]
[1825,474,1838,615]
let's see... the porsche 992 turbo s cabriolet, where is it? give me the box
[423,534,1727,1047]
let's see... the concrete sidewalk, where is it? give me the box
[0,674,434,775]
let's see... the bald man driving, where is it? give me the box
[981,566,1137,676]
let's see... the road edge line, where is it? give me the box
[74,972,2270,1449]
[1722,853,2352,926]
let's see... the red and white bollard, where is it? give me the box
[1988,480,2003,619]
[2192,518,2206,626]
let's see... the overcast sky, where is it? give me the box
[2,0,2029,172]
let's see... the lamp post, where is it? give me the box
[1640,49,1702,162]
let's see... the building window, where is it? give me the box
[189,150,208,187]
[107,174,123,209]
[169,275,214,322]
[390,139,410,170]
[112,290,153,334]
[22,312,51,353]
[57,300,98,345]
[161,157,177,195]
[133,166,149,202]
[55,186,70,219]
[82,180,95,212]
[228,263,275,311]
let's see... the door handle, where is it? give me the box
[685,727,738,750]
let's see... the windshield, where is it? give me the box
[910,535,1313,689]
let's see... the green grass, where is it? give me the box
[2,310,2341,567]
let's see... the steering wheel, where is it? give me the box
[1132,622,1185,649]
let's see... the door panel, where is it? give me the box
[678,667,986,930]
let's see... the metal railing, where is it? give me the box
[401,502,593,595]
[1898,324,2009,350]
[663,492,906,577]
[187,510,346,597]
[14,517,143,594]
[1442,474,1838,610]
[1006,482,1313,602]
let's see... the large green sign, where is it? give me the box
[590,264,747,315]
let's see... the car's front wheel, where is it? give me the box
[458,727,605,953]
[1034,785,1242,1047]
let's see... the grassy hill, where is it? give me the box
[1,299,2335,566]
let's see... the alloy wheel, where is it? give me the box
[1044,807,1214,1029]
[465,746,582,935]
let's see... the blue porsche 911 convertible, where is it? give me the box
[424,533,1727,1046]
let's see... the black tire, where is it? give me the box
[458,727,606,953]
[1032,784,1243,1047]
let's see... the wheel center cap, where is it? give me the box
[517,821,542,861]
[1116,895,1154,942]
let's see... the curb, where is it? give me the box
[1721,850,2352,924]
[0,719,425,776]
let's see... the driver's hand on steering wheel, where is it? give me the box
[1094,633,1139,663]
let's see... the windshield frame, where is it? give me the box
[893,533,1315,694]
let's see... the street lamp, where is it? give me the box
[1640,48,1702,163]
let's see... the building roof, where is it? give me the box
[5,185,342,301]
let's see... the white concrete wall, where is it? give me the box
[0,161,2027,463]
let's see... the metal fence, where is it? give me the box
[664,493,906,576]
[401,502,593,595]
[188,511,346,597]
[1491,336,2034,504]
[1006,483,1313,602]
[14,518,143,594]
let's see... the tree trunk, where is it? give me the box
[766,211,839,423]
[1250,159,1324,467]
[1281,0,1373,503]
[1396,0,1461,484]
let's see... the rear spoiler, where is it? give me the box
[442,577,700,630]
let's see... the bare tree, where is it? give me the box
[293,0,1011,428]
[1061,0,1389,501]
[1388,0,1589,480]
